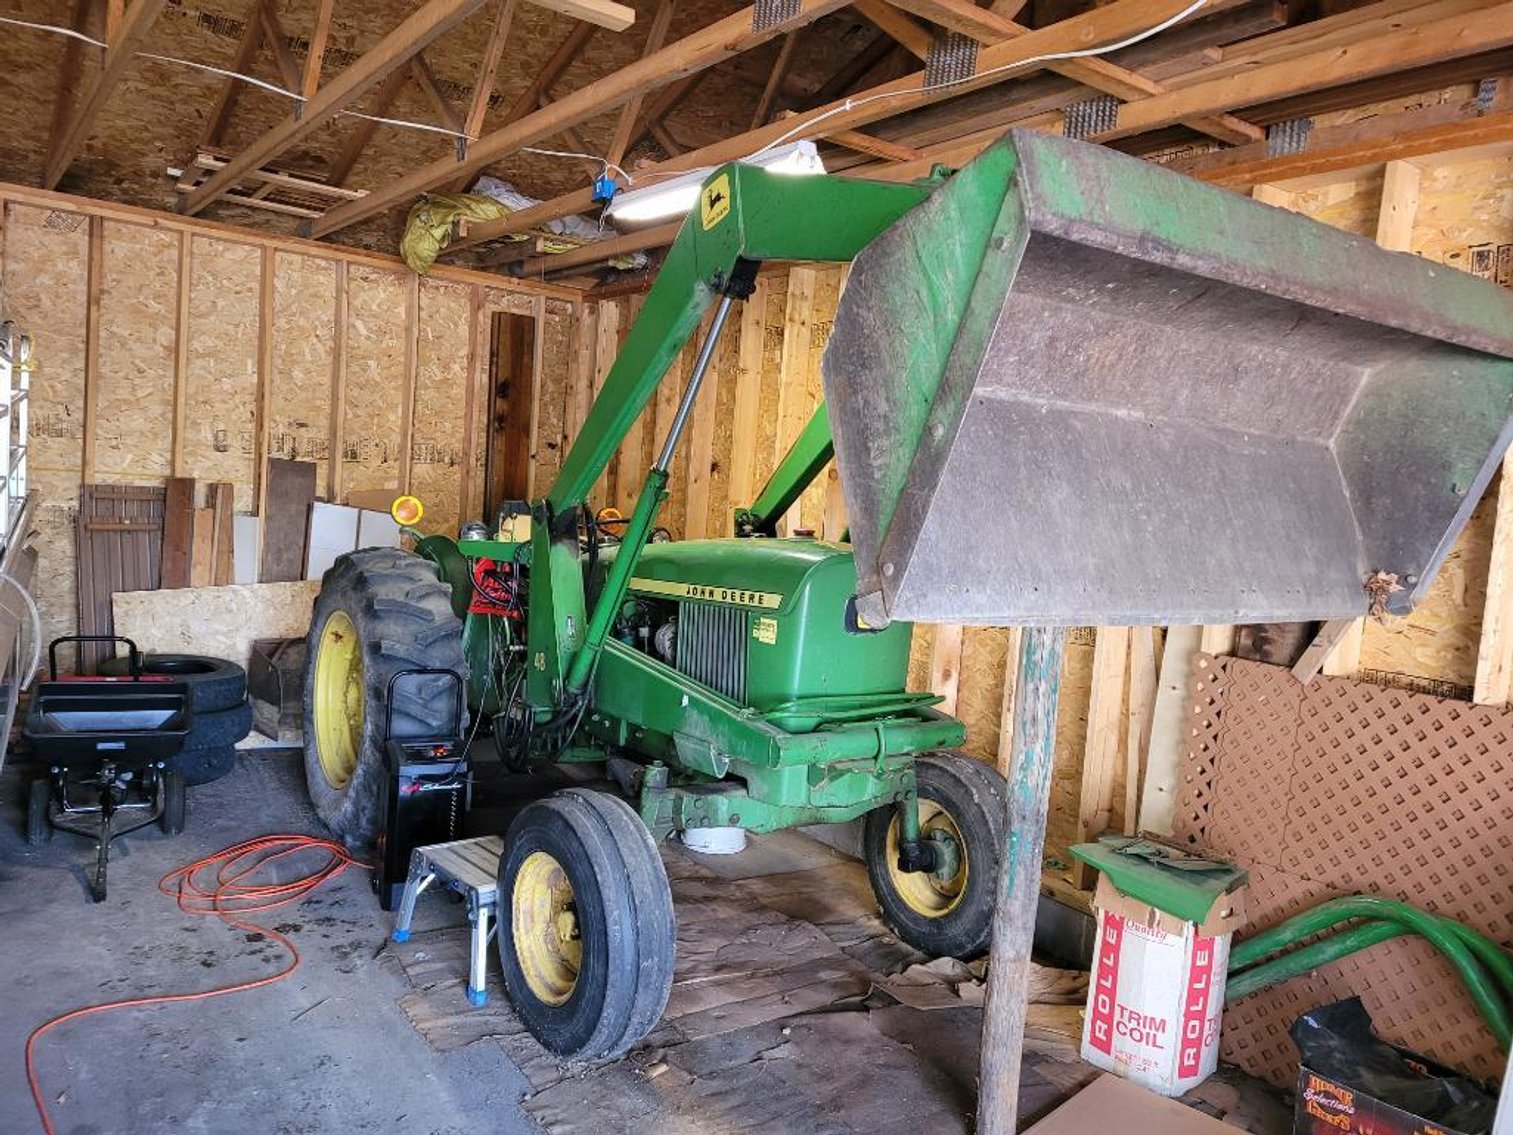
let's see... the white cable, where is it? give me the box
[746,0,1211,161]
[137,51,308,100]
[0,14,104,45]
[340,110,469,139]
[523,148,634,185]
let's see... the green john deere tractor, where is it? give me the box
[302,128,1513,1061]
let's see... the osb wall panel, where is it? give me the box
[268,252,337,483]
[411,280,474,537]
[183,236,260,510]
[341,266,409,499]
[94,222,178,481]
[535,300,576,493]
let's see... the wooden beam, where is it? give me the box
[302,0,338,103]
[1137,624,1200,836]
[993,627,1024,778]
[309,0,863,236]
[45,0,167,189]
[258,0,304,93]
[883,0,1023,43]
[325,64,413,186]
[929,624,966,716]
[521,221,683,275]
[529,0,635,31]
[728,277,768,510]
[1292,618,1359,685]
[1375,158,1422,251]
[460,0,519,154]
[773,266,817,534]
[106,0,125,43]
[752,32,802,129]
[809,32,898,105]
[827,128,923,162]
[411,53,465,133]
[854,0,932,59]
[200,8,265,148]
[1074,626,1129,888]
[1124,626,1157,836]
[443,0,1250,252]
[184,0,493,214]
[608,0,679,166]
[1091,2,1513,143]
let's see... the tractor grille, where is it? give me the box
[675,602,748,703]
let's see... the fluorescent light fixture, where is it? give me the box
[604,141,825,229]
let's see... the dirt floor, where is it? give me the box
[0,745,1293,1134]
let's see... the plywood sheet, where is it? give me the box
[340,265,408,499]
[411,279,473,537]
[2,204,88,500]
[535,299,575,490]
[268,252,337,484]
[31,504,78,666]
[183,235,260,510]
[113,580,321,669]
[94,222,178,481]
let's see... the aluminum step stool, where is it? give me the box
[391,835,504,1007]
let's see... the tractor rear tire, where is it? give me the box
[498,789,676,1061]
[863,752,1007,959]
[302,548,466,849]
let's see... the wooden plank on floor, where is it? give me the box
[259,458,317,582]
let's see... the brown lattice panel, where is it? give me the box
[1174,656,1513,1087]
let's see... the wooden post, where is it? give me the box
[978,625,1065,1135]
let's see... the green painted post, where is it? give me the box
[977,625,1065,1134]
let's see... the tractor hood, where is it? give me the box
[600,537,855,618]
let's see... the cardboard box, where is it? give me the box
[1294,1058,1487,1135]
[1027,1072,1236,1134]
[1077,855,1246,1097]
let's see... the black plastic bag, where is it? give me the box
[1291,998,1497,1133]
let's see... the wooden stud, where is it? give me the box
[526,0,634,31]
[401,274,421,495]
[1375,160,1422,251]
[171,231,192,477]
[1199,624,1236,654]
[728,279,767,511]
[327,261,349,501]
[566,301,599,445]
[928,623,965,716]
[184,0,494,215]
[608,0,679,166]
[1074,626,1129,888]
[821,465,848,543]
[1321,619,1364,678]
[591,301,621,507]
[773,267,816,534]
[303,0,338,103]
[682,311,724,541]
[46,0,167,189]
[519,221,682,276]
[994,627,1024,778]
[526,294,547,499]
[1292,618,1359,684]
[828,129,924,162]
[1124,626,1157,836]
[309,0,860,236]
[49,0,93,163]
[81,216,104,483]
[254,247,276,520]
[460,286,486,517]
[1251,183,1298,210]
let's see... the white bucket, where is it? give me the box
[681,826,747,855]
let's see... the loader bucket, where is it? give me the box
[824,129,1513,628]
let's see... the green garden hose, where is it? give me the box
[1225,896,1513,1050]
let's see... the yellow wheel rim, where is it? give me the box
[513,851,582,1006]
[886,800,968,918]
[313,610,365,790]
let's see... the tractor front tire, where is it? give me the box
[863,752,1007,959]
[498,789,676,1061]
[302,548,466,849]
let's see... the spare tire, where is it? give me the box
[97,653,246,713]
[171,745,238,787]
[167,701,253,786]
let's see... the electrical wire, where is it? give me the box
[25,835,367,1135]
[744,0,1212,162]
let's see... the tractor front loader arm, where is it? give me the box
[525,164,933,716]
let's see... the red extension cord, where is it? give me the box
[25,834,367,1135]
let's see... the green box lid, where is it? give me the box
[1069,837,1248,924]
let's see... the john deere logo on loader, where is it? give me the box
[700,174,731,230]
[630,576,781,610]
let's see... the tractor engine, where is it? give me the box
[602,537,915,724]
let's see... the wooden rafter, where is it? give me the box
[258,0,304,92]
[607,0,679,167]
[521,221,682,276]
[502,22,597,124]
[461,0,519,150]
[528,0,635,31]
[827,127,923,161]
[303,0,338,103]
[411,53,464,133]
[48,0,93,161]
[449,0,1215,253]
[184,0,494,214]
[200,5,266,148]
[752,32,802,129]
[853,0,932,60]
[627,72,705,154]
[309,0,859,236]
[807,32,900,105]
[326,64,412,186]
[45,0,166,190]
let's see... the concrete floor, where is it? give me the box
[0,748,545,1135]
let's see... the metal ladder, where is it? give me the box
[391,835,503,1006]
